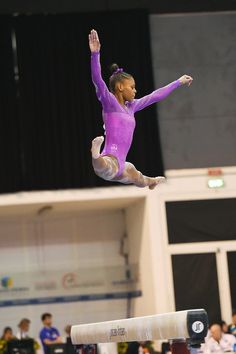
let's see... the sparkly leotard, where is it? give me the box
[91,51,180,177]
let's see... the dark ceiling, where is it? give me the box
[0,0,236,14]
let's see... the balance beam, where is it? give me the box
[71,309,208,347]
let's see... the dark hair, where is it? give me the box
[18,318,31,327]
[64,324,72,336]
[3,327,12,334]
[209,323,220,329]
[109,63,133,93]
[1,327,12,339]
[232,310,236,317]
[41,313,52,322]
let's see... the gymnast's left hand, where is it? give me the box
[178,74,193,87]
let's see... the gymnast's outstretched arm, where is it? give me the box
[89,30,113,108]
[131,75,193,112]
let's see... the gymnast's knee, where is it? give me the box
[93,157,118,181]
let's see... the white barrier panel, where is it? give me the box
[71,309,208,347]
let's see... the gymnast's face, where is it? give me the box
[118,77,137,101]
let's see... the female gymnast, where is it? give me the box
[89,29,193,189]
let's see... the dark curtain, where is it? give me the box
[166,198,236,244]
[0,16,22,193]
[14,14,95,190]
[172,253,221,324]
[14,10,164,191]
[227,251,236,311]
[0,10,164,192]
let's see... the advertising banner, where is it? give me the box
[0,264,141,307]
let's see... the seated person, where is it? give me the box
[219,321,229,334]
[203,323,235,353]
[228,312,236,337]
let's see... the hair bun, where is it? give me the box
[110,63,119,74]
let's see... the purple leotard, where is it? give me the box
[91,51,180,177]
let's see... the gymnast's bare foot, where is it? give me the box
[149,176,166,190]
[91,136,104,159]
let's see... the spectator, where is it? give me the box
[219,321,228,334]
[39,313,62,354]
[203,323,235,353]
[126,342,154,354]
[0,327,14,354]
[228,311,236,337]
[64,325,75,354]
[1,327,14,341]
[16,318,40,353]
[64,325,72,339]
[16,318,31,339]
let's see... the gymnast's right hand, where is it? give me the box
[89,29,101,53]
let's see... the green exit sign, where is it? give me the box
[207,178,225,188]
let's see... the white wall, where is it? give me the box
[125,199,157,316]
[0,168,236,342]
[0,209,128,338]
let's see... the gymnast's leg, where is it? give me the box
[91,136,119,180]
[114,162,165,190]
[91,137,165,188]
